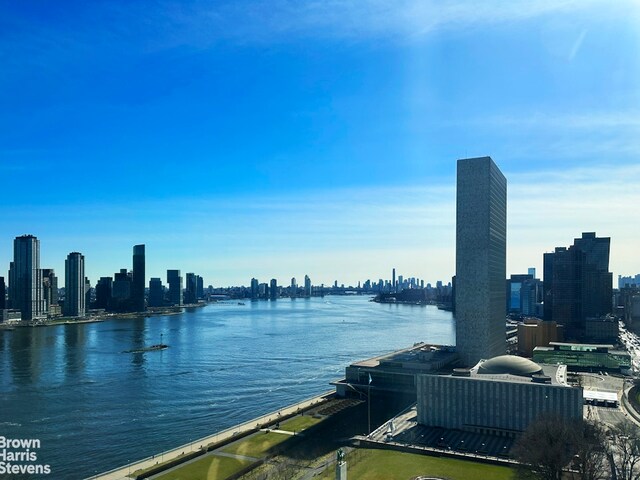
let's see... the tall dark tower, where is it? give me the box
[132,244,146,312]
[392,268,396,293]
[455,157,507,367]
[9,235,46,320]
[543,232,612,340]
[167,270,183,306]
[0,276,6,309]
[64,252,85,317]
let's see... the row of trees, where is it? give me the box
[514,415,640,480]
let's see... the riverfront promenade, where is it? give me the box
[88,391,334,480]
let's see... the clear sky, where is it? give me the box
[1,0,639,287]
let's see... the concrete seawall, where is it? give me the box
[87,390,334,480]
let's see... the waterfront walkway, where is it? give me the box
[88,391,333,480]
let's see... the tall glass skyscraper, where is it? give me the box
[132,244,146,312]
[8,234,46,320]
[455,157,507,367]
[64,252,85,317]
[167,270,183,306]
[543,232,612,340]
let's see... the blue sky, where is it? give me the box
[1,0,639,287]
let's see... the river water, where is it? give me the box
[0,296,454,478]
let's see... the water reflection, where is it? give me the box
[64,323,85,376]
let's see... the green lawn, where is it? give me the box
[316,448,515,480]
[153,454,253,480]
[221,431,291,458]
[279,415,322,433]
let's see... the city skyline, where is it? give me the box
[2,1,639,285]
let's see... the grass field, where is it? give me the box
[316,448,515,480]
[221,431,291,458]
[279,415,323,433]
[154,454,253,480]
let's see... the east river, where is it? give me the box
[0,296,455,478]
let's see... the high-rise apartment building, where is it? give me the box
[250,278,259,299]
[111,268,132,298]
[8,235,46,320]
[132,244,145,312]
[0,276,6,309]
[95,277,113,310]
[506,274,533,314]
[543,232,612,340]
[392,268,396,293]
[270,278,278,300]
[304,275,312,297]
[167,270,183,306]
[148,278,164,307]
[455,157,507,367]
[64,252,85,317]
[185,273,197,304]
[85,277,92,309]
[290,277,297,298]
[42,268,58,311]
[196,275,204,299]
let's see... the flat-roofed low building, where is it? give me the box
[583,390,618,408]
[333,343,458,403]
[417,355,583,437]
[0,309,22,323]
[533,342,630,372]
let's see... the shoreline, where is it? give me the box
[0,303,207,330]
[88,389,335,480]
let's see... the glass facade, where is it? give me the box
[533,344,630,370]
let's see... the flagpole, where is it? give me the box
[367,373,372,435]
[367,382,371,435]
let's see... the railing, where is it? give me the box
[87,390,334,480]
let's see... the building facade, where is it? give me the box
[533,342,630,372]
[455,157,507,366]
[0,276,5,310]
[8,235,46,320]
[132,244,146,312]
[250,278,259,299]
[517,319,563,357]
[41,268,58,312]
[148,277,164,307]
[543,232,612,340]
[167,270,183,306]
[185,273,197,304]
[304,275,312,297]
[64,252,85,317]
[417,357,583,436]
[95,277,113,310]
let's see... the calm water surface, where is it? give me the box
[0,296,454,478]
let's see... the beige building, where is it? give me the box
[517,319,563,357]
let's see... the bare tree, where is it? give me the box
[573,419,609,480]
[609,421,640,480]
[513,415,576,480]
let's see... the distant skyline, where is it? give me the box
[2,1,639,285]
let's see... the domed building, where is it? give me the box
[477,355,542,377]
[416,354,583,436]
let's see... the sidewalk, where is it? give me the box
[87,391,333,480]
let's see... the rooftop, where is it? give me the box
[350,343,458,371]
[477,355,542,377]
